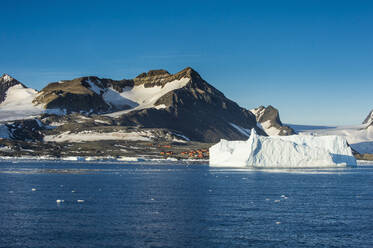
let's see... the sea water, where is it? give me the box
[0,161,373,248]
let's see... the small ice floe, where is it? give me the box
[274,200,281,203]
[276,221,281,225]
[31,188,37,191]
[56,199,64,203]
[71,190,75,193]
[281,195,288,199]
[77,200,84,203]
[265,198,270,201]
[151,198,155,201]
[242,177,247,180]
[9,191,14,194]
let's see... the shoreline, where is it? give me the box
[0,155,371,167]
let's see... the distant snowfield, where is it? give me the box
[105,77,190,117]
[0,85,44,122]
[290,123,373,154]
[43,130,152,143]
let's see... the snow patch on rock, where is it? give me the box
[230,123,251,137]
[259,120,281,136]
[86,78,102,95]
[1,74,13,82]
[44,130,152,143]
[106,77,190,117]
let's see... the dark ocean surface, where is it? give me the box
[0,161,372,248]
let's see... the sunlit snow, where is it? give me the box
[105,77,190,117]
[210,129,356,168]
[0,85,44,121]
[295,124,373,154]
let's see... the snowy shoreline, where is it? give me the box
[0,155,371,167]
[0,155,209,164]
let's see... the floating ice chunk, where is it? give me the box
[56,199,64,203]
[77,200,84,203]
[31,188,36,191]
[276,222,281,225]
[274,200,281,203]
[209,129,357,168]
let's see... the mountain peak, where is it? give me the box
[135,67,201,80]
[251,105,295,136]
[136,69,170,78]
[1,73,14,83]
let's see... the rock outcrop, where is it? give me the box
[250,105,295,136]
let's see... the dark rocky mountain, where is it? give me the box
[0,67,274,158]
[0,74,26,104]
[117,68,264,142]
[250,105,295,136]
[30,67,264,142]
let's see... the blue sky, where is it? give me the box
[1,0,372,125]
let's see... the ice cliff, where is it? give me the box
[209,129,357,168]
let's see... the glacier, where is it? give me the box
[209,129,357,168]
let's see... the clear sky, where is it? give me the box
[1,0,372,125]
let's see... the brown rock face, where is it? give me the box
[251,105,295,136]
[33,76,111,113]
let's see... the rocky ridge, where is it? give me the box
[250,105,295,136]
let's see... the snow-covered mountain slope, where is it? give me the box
[0,74,44,121]
[293,123,373,154]
[209,129,356,168]
[0,73,23,103]
[105,77,190,117]
[250,105,295,136]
